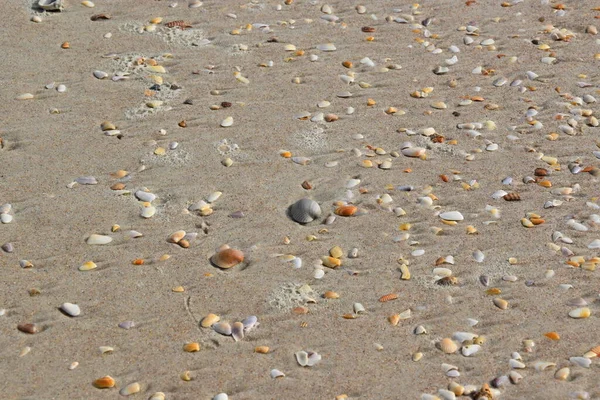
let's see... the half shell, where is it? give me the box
[211,248,244,269]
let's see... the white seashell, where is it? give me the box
[1,214,13,224]
[313,268,324,279]
[418,197,433,207]
[0,204,11,214]
[354,303,366,314]
[491,190,508,199]
[461,344,481,357]
[509,359,526,369]
[433,267,452,277]
[140,206,156,218]
[473,250,485,263]
[56,84,66,93]
[290,198,321,224]
[570,357,591,368]
[207,191,222,203]
[412,249,425,257]
[440,211,463,221]
[467,318,478,327]
[453,332,478,342]
[512,352,522,360]
[534,361,556,372]
[231,321,244,342]
[93,70,108,79]
[587,239,600,249]
[38,0,65,11]
[241,315,258,331]
[213,322,232,336]
[567,219,588,231]
[310,113,324,122]
[119,382,141,396]
[292,156,311,165]
[438,389,456,400]
[270,369,285,378]
[127,230,143,238]
[295,351,309,366]
[509,371,522,384]
[316,43,336,51]
[81,0,95,7]
[60,303,80,317]
[86,234,112,245]
[555,367,570,380]
[213,394,228,400]
[75,176,97,185]
[401,147,426,158]
[346,179,360,188]
[291,257,302,269]
[220,117,233,127]
[189,0,203,7]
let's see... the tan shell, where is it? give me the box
[200,313,220,328]
[388,314,400,326]
[378,293,398,302]
[183,343,200,352]
[255,346,270,354]
[493,298,509,310]
[211,248,244,269]
[168,230,186,243]
[439,338,458,354]
[93,376,115,389]
[323,290,340,299]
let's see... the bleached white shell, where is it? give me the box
[313,268,324,279]
[433,268,452,277]
[437,389,456,400]
[290,198,321,224]
[439,211,463,221]
[270,369,285,378]
[93,70,108,79]
[509,359,526,369]
[140,206,156,218]
[570,357,591,368]
[306,351,321,366]
[401,147,426,158]
[86,234,112,245]
[207,191,222,203]
[1,214,13,224]
[587,239,600,249]
[453,332,477,343]
[461,344,481,357]
[220,117,233,127]
[534,361,556,371]
[353,303,365,314]
[473,250,485,263]
[213,394,228,400]
[38,0,64,11]
[295,351,309,366]
[241,315,258,331]
[60,303,80,317]
[316,43,336,51]
[135,190,156,202]
[491,190,508,199]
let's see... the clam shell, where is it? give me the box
[453,332,477,343]
[200,313,220,328]
[317,43,336,51]
[335,205,358,216]
[290,198,321,224]
[401,147,426,158]
[555,367,570,380]
[439,338,458,354]
[1,214,13,224]
[461,344,481,357]
[79,261,97,271]
[211,248,244,269]
[307,351,321,366]
[570,357,592,368]
[473,250,485,262]
[60,303,80,317]
[213,394,228,400]
[119,382,141,396]
[150,393,166,400]
[220,117,233,127]
[135,190,156,202]
[439,211,463,221]
[510,359,526,369]
[213,322,232,336]
[534,361,556,371]
[93,70,108,79]
[296,350,309,366]
[241,315,258,331]
[93,376,115,389]
[231,321,244,341]
[140,206,156,218]
[38,0,65,11]
[86,234,112,245]
[168,230,186,243]
[493,298,508,310]
[568,307,590,319]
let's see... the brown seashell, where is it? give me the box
[379,293,398,302]
[91,13,111,20]
[255,346,270,354]
[538,180,552,188]
[301,180,312,190]
[503,193,521,201]
[178,120,187,128]
[361,26,376,32]
[93,376,115,389]
[132,258,144,265]
[335,205,358,216]
[440,174,450,182]
[17,323,38,334]
[544,332,560,340]
[323,290,340,299]
[178,239,190,248]
[111,183,125,190]
[493,298,509,310]
[183,342,200,352]
[211,248,244,269]
[292,306,309,314]
[439,338,458,354]
[534,168,548,176]
[342,61,353,68]
[530,217,545,225]
[324,114,339,122]
[61,42,70,49]
[221,101,232,108]
[436,276,458,286]
[165,20,193,29]
[486,288,501,295]
[590,345,600,356]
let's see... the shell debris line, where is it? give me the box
[3,0,600,398]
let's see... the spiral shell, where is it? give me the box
[289,198,322,224]
[211,247,244,269]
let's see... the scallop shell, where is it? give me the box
[231,321,244,341]
[211,248,244,269]
[290,198,321,224]
[439,338,458,354]
[213,322,232,336]
[335,205,358,216]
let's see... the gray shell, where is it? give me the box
[213,322,232,336]
[290,198,321,224]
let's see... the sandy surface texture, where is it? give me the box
[1,0,600,399]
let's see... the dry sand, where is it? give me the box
[1,0,599,399]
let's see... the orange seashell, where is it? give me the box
[530,217,545,225]
[178,239,190,248]
[255,346,270,354]
[440,174,450,182]
[111,183,125,190]
[335,205,358,217]
[132,259,144,265]
[61,42,70,49]
[404,168,412,173]
[544,332,560,340]
[342,61,353,68]
[503,193,521,201]
[439,338,458,353]
[388,314,400,326]
[93,376,115,389]
[590,345,600,356]
[343,313,357,319]
[178,120,187,128]
[538,180,552,188]
[183,342,200,352]
[280,151,292,158]
[211,248,244,269]
[379,293,398,302]
[292,306,309,314]
[486,288,502,295]
[323,290,340,299]
[470,96,485,102]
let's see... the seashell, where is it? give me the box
[140,206,156,218]
[213,322,232,336]
[323,291,339,299]
[545,331,560,341]
[321,256,341,269]
[503,193,520,201]
[400,264,411,280]
[16,93,34,100]
[183,342,200,352]
[75,176,97,185]
[491,190,508,200]
[38,0,65,11]
[313,268,324,279]
[93,376,115,389]
[79,261,97,271]
[93,70,108,79]
[439,211,463,221]
[231,321,244,341]
[570,357,591,368]
[509,359,526,369]
[213,394,228,400]
[388,314,401,326]
[555,367,570,380]
[401,147,426,158]
[534,361,556,371]
[438,389,456,400]
[241,315,258,331]
[379,293,398,302]
[86,234,112,245]
[568,307,590,319]
[508,371,522,384]
[220,117,233,127]
[414,325,427,335]
[81,0,95,7]
[329,246,343,259]
[147,65,167,73]
[439,338,458,354]
[493,298,508,310]
[270,369,285,379]
[290,198,321,223]
[60,303,80,317]
[433,267,453,277]
[453,332,478,343]
[413,352,423,362]
[473,250,485,263]
[211,248,244,269]
[135,190,156,203]
[1,243,14,253]
[118,321,135,329]
[120,382,141,396]
[189,0,203,7]
[317,43,336,51]
[335,205,357,217]
[587,239,600,249]
[255,346,269,354]
[150,393,166,400]
[567,298,588,307]
[20,260,34,268]
[200,313,220,328]
[296,351,309,366]
[461,344,481,357]
[168,230,186,243]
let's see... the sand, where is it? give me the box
[1,0,599,399]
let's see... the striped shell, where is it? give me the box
[165,20,192,29]
[378,293,398,302]
[503,192,521,201]
[289,198,322,224]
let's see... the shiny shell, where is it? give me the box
[290,198,322,224]
[255,346,270,354]
[60,303,81,317]
[231,321,245,341]
[439,211,464,221]
[183,342,200,352]
[213,322,232,336]
[211,248,244,269]
[86,234,112,245]
[335,205,358,216]
[493,298,509,310]
[93,376,115,389]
